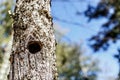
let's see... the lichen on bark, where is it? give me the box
[8,0,57,80]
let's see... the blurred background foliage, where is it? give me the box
[56,43,99,80]
[83,0,120,79]
[0,0,100,80]
[85,0,120,52]
[0,0,13,67]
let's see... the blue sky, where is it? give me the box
[51,0,119,80]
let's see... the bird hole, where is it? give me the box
[27,41,42,54]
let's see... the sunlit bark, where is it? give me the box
[8,0,57,80]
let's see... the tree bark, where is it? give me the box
[8,0,57,80]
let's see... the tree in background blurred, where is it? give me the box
[83,0,120,79]
[56,42,99,80]
[0,0,13,45]
[84,0,120,51]
[0,0,13,65]
[0,0,100,80]
[0,0,13,79]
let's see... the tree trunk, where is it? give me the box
[8,0,57,80]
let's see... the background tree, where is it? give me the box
[56,42,99,80]
[0,1,13,80]
[83,0,120,51]
[83,0,120,79]
[0,0,13,63]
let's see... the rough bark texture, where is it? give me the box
[8,0,57,80]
